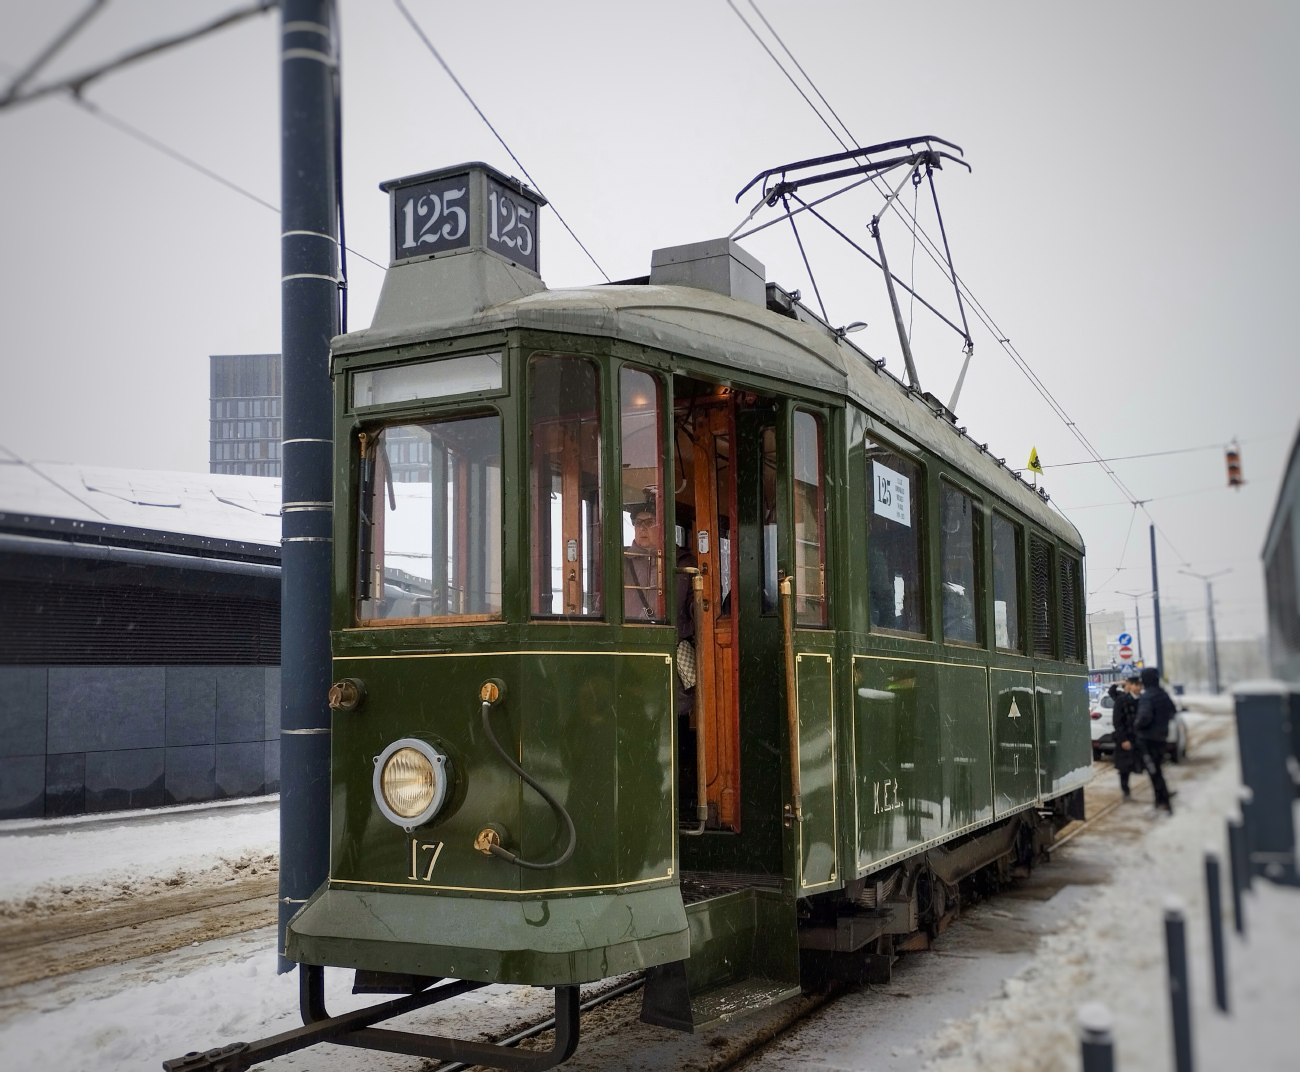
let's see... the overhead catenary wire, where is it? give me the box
[726,1,1188,563]
[66,95,385,271]
[391,0,610,282]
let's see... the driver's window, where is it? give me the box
[620,366,666,622]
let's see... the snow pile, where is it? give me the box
[918,727,1299,1072]
[0,802,278,920]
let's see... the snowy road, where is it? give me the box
[1,711,1295,1072]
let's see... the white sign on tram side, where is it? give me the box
[872,460,911,527]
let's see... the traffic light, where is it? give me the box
[1226,442,1244,488]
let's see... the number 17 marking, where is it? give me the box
[409,840,445,881]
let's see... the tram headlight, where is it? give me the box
[372,738,449,830]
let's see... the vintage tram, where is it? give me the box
[214,160,1090,1069]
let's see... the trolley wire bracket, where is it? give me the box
[161,965,580,1072]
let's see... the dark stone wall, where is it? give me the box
[0,665,280,820]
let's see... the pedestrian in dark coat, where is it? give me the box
[1110,676,1140,799]
[1135,666,1176,812]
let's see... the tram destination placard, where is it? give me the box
[485,175,539,272]
[391,173,472,262]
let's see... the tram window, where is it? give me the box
[620,367,665,622]
[357,415,502,623]
[1060,553,1082,661]
[793,411,827,626]
[991,513,1023,651]
[940,483,981,645]
[1029,535,1054,656]
[529,355,603,618]
[866,442,924,634]
[761,424,779,614]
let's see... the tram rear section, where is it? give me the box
[170,160,1091,1069]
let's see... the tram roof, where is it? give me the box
[336,282,1081,549]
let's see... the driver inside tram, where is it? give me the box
[623,500,661,621]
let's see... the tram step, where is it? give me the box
[689,977,803,1032]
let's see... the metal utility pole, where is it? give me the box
[278,0,338,970]
[1118,590,1149,667]
[1180,568,1231,694]
[1150,526,1164,677]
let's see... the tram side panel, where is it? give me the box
[1035,670,1092,799]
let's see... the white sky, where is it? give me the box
[1,0,1296,643]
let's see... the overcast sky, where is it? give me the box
[1,0,1296,643]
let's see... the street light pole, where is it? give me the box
[1118,590,1150,668]
[1179,568,1231,694]
[1150,526,1165,676]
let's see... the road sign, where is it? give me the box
[1118,644,1134,662]
[1118,633,1132,647]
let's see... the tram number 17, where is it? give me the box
[409,840,445,882]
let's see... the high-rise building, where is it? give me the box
[210,354,282,476]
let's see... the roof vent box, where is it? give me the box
[649,238,766,307]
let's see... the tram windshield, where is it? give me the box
[357,415,503,623]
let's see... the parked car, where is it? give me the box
[1091,690,1187,763]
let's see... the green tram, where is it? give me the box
[287,162,1091,1047]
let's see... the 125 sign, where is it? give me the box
[392,175,471,260]
[486,177,538,271]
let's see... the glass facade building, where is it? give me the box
[210,354,282,476]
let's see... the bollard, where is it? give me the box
[1078,1002,1116,1072]
[1236,788,1254,892]
[1233,684,1298,885]
[1203,848,1229,1013]
[1226,813,1246,936]
[1164,896,1194,1072]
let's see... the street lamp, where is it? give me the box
[1117,589,1152,667]
[1178,568,1231,693]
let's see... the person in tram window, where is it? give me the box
[623,500,661,622]
[1110,673,1141,800]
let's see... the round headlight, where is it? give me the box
[373,738,448,830]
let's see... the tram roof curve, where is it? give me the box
[334,280,1081,549]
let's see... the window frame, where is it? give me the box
[618,363,668,625]
[527,351,606,621]
[938,476,984,649]
[353,407,506,629]
[1059,550,1084,663]
[864,435,929,640]
[1028,531,1057,659]
[350,349,510,414]
[989,510,1027,655]
[792,407,830,628]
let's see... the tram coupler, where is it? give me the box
[162,966,581,1072]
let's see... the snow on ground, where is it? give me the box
[0,799,279,920]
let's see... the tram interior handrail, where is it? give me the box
[780,576,804,824]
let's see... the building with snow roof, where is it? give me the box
[0,456,284,820]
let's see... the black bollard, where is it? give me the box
[1164,897,1194,1072]
[1204,848,1229,1012]
[1078,1002,1115,1072]
[1226,813,1246,936]
[1237,786,1255,891]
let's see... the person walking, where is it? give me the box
[1134,666,1176,813]
[1110,674,1140,800]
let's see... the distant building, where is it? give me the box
[210,354,282,477]
[0,461,282,820]
[1086,610,1126,669]
[1264,423,1300,682]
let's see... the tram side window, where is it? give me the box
[793,410,827,626]
[1060,553,1082,661]
[940,483,981,645]
[866,441,925,634]
[1029,535,1054,656]
[357,416,502,623]
[620,367,665,622]
[530,355,603,617]
[991,513,1023,651]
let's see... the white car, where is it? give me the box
[1090,689,1187,763]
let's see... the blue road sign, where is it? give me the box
[1118,632,1132,646]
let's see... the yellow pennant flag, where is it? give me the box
[1027,447,1044,474]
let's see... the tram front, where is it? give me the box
[285,163,690,989]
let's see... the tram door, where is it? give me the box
[675,386,742,830]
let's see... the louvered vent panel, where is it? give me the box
[1030,536,1053,656]
[0,578,280,665]
[1060,555,1079,661]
